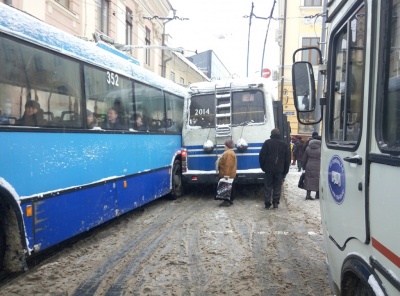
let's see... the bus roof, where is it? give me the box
[0,3,189,98]
[188,77,273,94]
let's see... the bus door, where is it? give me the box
[322,3,368,248]
[292,3,368,248]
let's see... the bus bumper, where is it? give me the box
[182,172,265,185]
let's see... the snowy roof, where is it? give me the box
[172,51,210,81]
[0,3,189,98]
[188,77,273,94]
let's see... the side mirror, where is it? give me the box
[292,61,316,112]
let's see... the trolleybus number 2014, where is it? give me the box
[106,71,119,86]
[194,108,210,115]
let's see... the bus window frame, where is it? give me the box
[375,0,400,156]
[325,3,366,151]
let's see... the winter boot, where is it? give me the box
[315,191,319,199]
[305,190,313,200]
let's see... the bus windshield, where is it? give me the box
[188,90,265,128]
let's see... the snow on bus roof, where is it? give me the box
[0,3,189,98]
[188,77,273,94]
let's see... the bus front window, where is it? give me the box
[188,94,216,128]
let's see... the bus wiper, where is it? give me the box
[239,120,254,126]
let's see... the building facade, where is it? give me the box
[187,50,231,80]
[277,0,323,136]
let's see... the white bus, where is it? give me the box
[292,0,400,295]
[181,78,290,186]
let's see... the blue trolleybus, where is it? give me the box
[0,4,188,273]
[181,78,290,186]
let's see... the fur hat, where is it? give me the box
[271,128,280,135]
[25,100,40,109]
[224,139,235,149]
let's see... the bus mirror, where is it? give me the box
[292,61,316,113]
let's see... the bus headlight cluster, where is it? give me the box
[203,139,214,152]
[236,138,248,152]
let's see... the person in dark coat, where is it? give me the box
[303,131,319,153]
[292,136,305,172]
[302,136,321,200]
[259,128,290,209]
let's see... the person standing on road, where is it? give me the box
[259,128,290,209]
[292,136,304,172]
[303,131,319,153]
[302,135,321,200]
[216,139,237,207]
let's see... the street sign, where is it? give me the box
[262,68,271,78]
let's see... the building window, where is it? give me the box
[304,0,322,6]
[170,71,175,82]
[56,0,69,8]
[180,77,184,85]
[96,0,109,34]
[301,37,320,65]
[126,8,133,54]
[145,27,151,66]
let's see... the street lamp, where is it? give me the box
[143,10,189,78]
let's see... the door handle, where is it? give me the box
[343,156,362,165]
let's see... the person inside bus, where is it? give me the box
[132,113,146,131]
[87,109,98,129]
[216,139,237,207]
[16,100,45,127]
[101,107,125,130]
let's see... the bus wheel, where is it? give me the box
[354,279,374,296]
[0,220,5,269]
[171,160,183,198]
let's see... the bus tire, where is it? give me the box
[171,160,183,198]
[0,219,5,270]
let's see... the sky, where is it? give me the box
[167,0,281,79]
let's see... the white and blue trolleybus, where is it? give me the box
[181,78,290,186]
[292,0,400,295]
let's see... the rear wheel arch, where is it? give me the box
[0,186,28,272]
[171,158,183,198]
[341,256,380,296]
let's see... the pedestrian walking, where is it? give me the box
[216,139,237,206]
[302,135,321,200]
[259,128,290,209]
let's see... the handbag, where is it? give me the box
[215,177,234,201]
[298,172,306,189]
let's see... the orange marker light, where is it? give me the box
[26,205,32,217]
[123,180,127,188]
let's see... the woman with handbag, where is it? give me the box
[302,136,321,200]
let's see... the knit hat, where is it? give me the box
[25,100,40,109]
[271,128,280,135]
[312,131,318,138]
[224,139,235,149]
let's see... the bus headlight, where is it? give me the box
[203,139,214,152]
[236,138,248,152]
